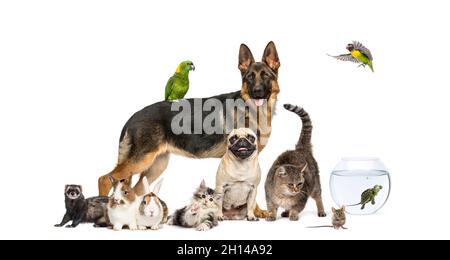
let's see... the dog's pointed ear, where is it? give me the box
[238,43,255,75]
[262,41,280,74]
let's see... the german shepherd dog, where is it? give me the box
[98,42,281,216]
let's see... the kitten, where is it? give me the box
[264,104,326,221]
[169,180,220,231]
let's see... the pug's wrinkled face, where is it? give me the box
[228,128,257,160]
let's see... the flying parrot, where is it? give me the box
[328,41,374,72]
[164,60,195,101]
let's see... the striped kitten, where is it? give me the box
[169,180,220,231]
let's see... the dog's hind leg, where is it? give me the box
[133,152,171,196]
[98,146,167,196]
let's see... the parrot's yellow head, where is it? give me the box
[176,60,195,74]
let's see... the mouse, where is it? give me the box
[307,206,347,230]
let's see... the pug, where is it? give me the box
[215,128,262,221]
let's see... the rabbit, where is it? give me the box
[136,179,169,230]
[107,177,148,231]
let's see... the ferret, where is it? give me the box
[55,185,109,228]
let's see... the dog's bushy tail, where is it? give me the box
[254,204,269,219]
[283,104,313,151]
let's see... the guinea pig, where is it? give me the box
[136,179,169,230]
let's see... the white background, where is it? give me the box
[1,0,449,240]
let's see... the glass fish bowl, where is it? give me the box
[330,157,391,215]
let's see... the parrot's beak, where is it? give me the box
[190,64,195,71]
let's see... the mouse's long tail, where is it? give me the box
[307,225,334,228]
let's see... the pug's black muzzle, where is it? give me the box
[229,138,256,160]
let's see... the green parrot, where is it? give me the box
[164,60,195,101]
[328,41,374,72]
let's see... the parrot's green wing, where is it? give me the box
[327,53,359,63]
[353,41,373,60]
[164,76,175,100]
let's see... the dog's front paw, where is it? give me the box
[196,223,211,231]
[318,212,327,217]
[247,215,259,221]
[265,216,276,222]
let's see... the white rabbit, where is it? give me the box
[107,177,147,231]
[136,179,168,230]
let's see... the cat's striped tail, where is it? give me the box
[283,104,313,151]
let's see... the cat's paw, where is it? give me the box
[247,215,259,221]
[196,223,211,231]
[217,214,224,221]
[266,216,276,222]
[65,225,75,228]
[138,225,147,231]
[54,224,63,227]
[318,212,327,217]
[150,225,160,230]
[289,215,299,221]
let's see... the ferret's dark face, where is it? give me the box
[228,129,257,160]
[65,185,82,200]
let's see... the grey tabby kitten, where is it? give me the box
[169,180,220,231]
[265,104,326,221]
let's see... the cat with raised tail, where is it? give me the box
[264,104,326,221]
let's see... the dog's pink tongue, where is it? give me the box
[254,99,264,107]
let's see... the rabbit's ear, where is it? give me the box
[152,178,164,196]
[142,176,151,194]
